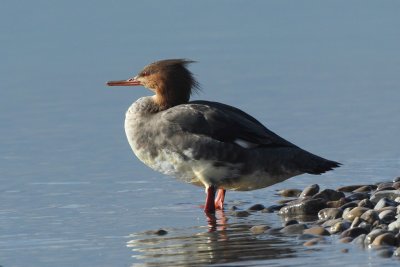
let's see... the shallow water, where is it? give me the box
[1,1,400,266]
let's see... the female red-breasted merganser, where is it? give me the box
[107,59,340,213]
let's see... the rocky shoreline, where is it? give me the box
[246,176,400,258]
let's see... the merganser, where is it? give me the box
[107,59,340,213]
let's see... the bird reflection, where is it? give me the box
[127,211,297,266]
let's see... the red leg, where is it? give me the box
[215,189,226,210]
[204,186,216,213]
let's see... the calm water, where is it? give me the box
[1,1,400,266]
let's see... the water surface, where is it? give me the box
[1,1,400,266]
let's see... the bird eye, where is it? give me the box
[141,71,150,77]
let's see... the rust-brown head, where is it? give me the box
[107,59,199,110]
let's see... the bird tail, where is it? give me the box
[297,150,341,175]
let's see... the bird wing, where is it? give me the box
[162,100,296,148]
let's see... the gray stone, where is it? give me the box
[303,237,323,246]
[340,201,359,210]
[300,184,319,198]
[280,223,308,235]
[232,211,250,217]
[277,189,302,197]
[377,182,394,190]
[376,248,394,258]
[342,207,369,221]
[353,234,366,248]
[322,218,342,227]
[326,198,347,208]
[247,204,265,211]
[393,247,400,257]
[303,226,330,236]
[346,192,370,202]
[278,198,326,217]
[365,229,388,245]
[360,209,380,224]
[284,219,299,226]
[393,182,400,190]
[370,190,400,204]
[388,219,400,231]
[250,225,270,234]
[262,204,285,213]
[298,234,316,240]
[354,185,376,192]
[340,237,353,243]
[330,221,351,234]
[374,197,398,210]
[318,208,343,220]
[350,216,361,228]
[337,185,366,192]
[358,222,372,232]
[145,229,168,236]
[357,199,375,209]
[312,189,345,201]
[340,227,369,238]
[372,233,398,247]
[379,210,396,224]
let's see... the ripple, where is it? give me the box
[127,211,298,266]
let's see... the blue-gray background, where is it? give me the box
[1,1,399,266]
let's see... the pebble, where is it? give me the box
[303,226,330,236]
[262,204,285,213]
[277,189,302,197]
[303,237,323,246]
[365,229,388,245]
[322,218,342,227]
[340,201,359,210]
[379,210,396,224]
[337,185,366,192]
[353,185,376,192]
[318,208,343,220]
[377,182,393,190]
[350,216,361,228]
[284,219,299,226]
[300,184,320,198]
[270,180,400,259]
[339,237,353,243]
[360,209,380,224]
[298,234,316,240]
[340,227,369,238]
[342,207,369,221]
[312,189,345,201]
[388,219,400,231]
[145,229,168,236]
[394,247,400,257]
[326,198,347,208]
[330,221,351,234]
[370,190,400,204]
[346,192,370,202]
[376,248,394,258]
[358,222,372,232]
[353,234,366,247]
[232,211,250,217]
[278,198,326,217]
[280,223,308,235]
[247,204,265,211]
[357,199,375,209]
[250,225,271,234]
[374,197,398,210]
[371,233,397,247]
[392,182,400,190]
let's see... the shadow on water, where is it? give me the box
[127,210,298,266]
